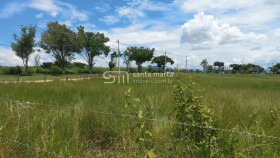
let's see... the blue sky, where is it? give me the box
[0,0,280,69]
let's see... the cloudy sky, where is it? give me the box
[0,0,280,69]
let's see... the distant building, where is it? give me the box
[248,67,259,74]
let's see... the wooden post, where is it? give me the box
[17,74,19,83]
[66,74,68,82]
[44,75,46,83]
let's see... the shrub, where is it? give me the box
[174,80,218,157]
[124,88,155,157]
[51,66,62,74]
[0,66,4,75]
[146,65,155,73]
[41,62,54,69]
[73,62,87,69]
[9,66,22,75]
[35,67,51,73]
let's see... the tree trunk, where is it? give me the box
[137,64,142,72]
[24,65,28,75]
[23,59,28,75]
[62,64,66,74]
[89,63,93,74]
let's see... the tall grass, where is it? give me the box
[0,74,279,157]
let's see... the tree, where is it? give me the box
[109,61,115,71]
[11,25,37,75]
[73,62,87,69]
[230,64,241,72]
[214,61,224,72]
[207,65,213,73]
[152,55,174,72]
[274,63,280,69]
[269,66,278,74]
[40,21,81,74]
[34,54,40,66]
[200,59,208,72]
[123,48,133,71]
[128,46,154,72]
[77,26,110,73]
[99,52,117,71]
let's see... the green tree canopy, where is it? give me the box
[11,25,37,75]
[273,63,280,69]
[123,48,133,71]
[77,26,110,73]
[128,46,154,72]
[40,21,81,74]
[151,55,174,72]
[230,63,264,73]
[214,61,224,68]
[214,61,224,72]
[200,59,208,72]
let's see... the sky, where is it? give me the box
[0,0,280,69]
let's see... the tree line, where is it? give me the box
[200,58,271,74]
[10,22,174,75]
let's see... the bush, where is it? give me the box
[73,62,87,69]
[27,67,35,75]
[9,66,22,75]
[146,65,155,73]
[51,66,62,74]
[0,66,4,75]
[36,67,51,73]
[54,61,73,68]
[41,62,54,69]
[174,80,218,156]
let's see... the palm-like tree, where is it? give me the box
[200,59,208,72]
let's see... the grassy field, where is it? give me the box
[0,73,279,157]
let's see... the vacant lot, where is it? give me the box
[0,73,279,157]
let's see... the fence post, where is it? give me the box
[17,74,20,83]
[66,74,68,82]
[83,74,85,80]
[44,75,46,83]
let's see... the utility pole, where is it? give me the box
[117,39,120,73]
[164,51,167,73]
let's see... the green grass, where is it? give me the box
[0,73,279,157]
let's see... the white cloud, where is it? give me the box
[29,0,89,21]
[175,0,280,28]
[59,20,72,27]
[99,15,120,24]
[175,0,256,12]
[117,7,144,19]
[106,23,179,44]
[0,2,26,18]
[0,47,22,66]
[35,13,43,18]
[181,12,266,47]
[29,0,60,17]
[116,0,168,21]
[0,46,54,66]
[273,28,280,37]
[94,3,111,13]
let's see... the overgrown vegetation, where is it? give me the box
[0,74,279,157]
